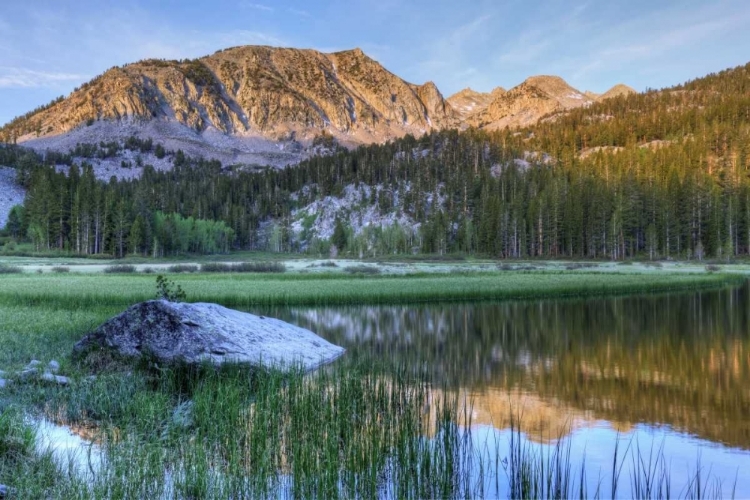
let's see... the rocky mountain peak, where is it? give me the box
[599,83,637,100]
[467,75,593,130]
[3,45,459,149]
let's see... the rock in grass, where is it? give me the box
[0,485,9,498]
[73,300,345,372]
[48,360,61,373]
[41,372,70,386]
[0,379,9,389]
[25,360,42,370]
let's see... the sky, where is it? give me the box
[1,0,749,125]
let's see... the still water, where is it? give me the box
[268,282,750,498]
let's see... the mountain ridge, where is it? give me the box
[1,45,635,164]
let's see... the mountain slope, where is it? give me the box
[446,87,505,120]
[598,83,637,101]
[467,75,594,130]
[0,46,457,151]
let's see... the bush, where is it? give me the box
[199,263,233,273]
[232,262,286,273]
[200,262,286,273]
[103,264,136,274]
[705,264,721,273]
[51,266,70,273]
[168,264,199,273]
[156,275,186,302]
[0,264,22,274]
[345,265,381,275]
[320,261,338,268]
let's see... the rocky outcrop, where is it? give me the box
[73,300,345,372]
[467,75,594,130]
[446,87,505,120]
[3,46,457,146]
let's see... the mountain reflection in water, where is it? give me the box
[262,282,750,450]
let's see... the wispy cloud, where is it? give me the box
[287,7,310,18]
[240,2,274,12]
[0,67,86,88]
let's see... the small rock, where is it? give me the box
[0,379,9,389]
[48,360,61,373]
[25,360,42,370]
[17,368,38,381]
[0,484,12,498]
[41,372,70,386]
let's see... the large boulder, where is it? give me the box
[73,301,345,372]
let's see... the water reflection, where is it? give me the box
[263,282,750,450]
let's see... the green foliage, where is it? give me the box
[0,263,22,274]
[155,274,186,302]
[199,261,285,273]
[332,218,348,252]
[104,265,136,274]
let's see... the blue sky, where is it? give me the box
[1,0,749,125]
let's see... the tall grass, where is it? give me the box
[0,272,742,309]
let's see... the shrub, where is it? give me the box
[168,264,199,273]
[200,263,233,273]
[156,275,186,302]
[705,264,721,273]
[51,266,70,273]
[200,262,286,273]
[232,262,286,273]
[103,264,136,274]
[0,264,22,274]
[345,265,381,275]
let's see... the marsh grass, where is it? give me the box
[102,264,136,274]
[0,272,741,310]
[17,361,480,499]
[498,415,738,500]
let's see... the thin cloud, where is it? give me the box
[240,2,274,12]
[287,8,311,18]
[0,67,86,88]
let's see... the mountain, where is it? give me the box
[446,87,505,120]
[597,83,637,101]
[0,46,457,166]
[466,75,594,130]
[0,45,640,168]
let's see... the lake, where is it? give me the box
[264,281,750,498]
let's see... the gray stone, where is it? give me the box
[48,360,61,373]
[0,484,13,498]
[41,372,70,386]
[74,300,345,372]
[0,379,9,389]
[25,360,42,370]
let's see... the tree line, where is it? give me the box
[2,61,750,259]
